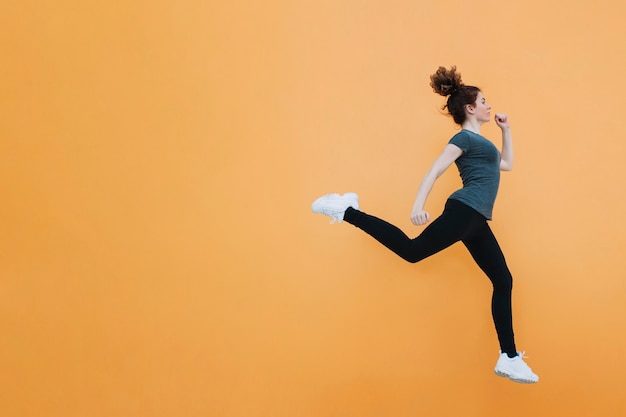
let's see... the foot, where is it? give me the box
[494,352,539,384]
[311,193,359,223]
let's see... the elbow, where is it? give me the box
[426,166,443,181]
[500,161,513,171]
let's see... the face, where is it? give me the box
[468,91,491,123]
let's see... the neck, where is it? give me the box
[461,119,482,134]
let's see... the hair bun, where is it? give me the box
[430,66,464,97]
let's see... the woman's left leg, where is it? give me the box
[463,221,540,383]
[462,223,516,356]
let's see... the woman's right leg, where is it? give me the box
[343,199,475,263]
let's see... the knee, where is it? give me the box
[493,275,513,293]
[402,253,423,264]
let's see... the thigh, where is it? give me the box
[462,223,512,289]
[410,200,477,260]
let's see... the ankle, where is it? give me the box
[342,206,359,224]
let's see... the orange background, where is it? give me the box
[2,1,626,416]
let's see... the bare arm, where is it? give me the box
[410,144,463,225]
[496,113,513,171]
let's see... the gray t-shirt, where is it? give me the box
[448,129,501,220]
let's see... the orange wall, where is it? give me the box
[2,1,626,416]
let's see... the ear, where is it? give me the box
[465,104,475,115]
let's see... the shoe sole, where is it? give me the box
[495,370,538,384]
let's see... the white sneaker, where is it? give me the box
[311,193,359,223]
[494,351,539,384]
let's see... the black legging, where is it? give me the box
[343,198,516,356]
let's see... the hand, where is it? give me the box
[495,113,510,130]
[411,210,430,226]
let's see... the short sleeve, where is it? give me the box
[448,131,471,153]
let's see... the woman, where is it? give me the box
[311,66,538,384]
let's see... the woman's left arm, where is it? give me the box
[495,113,513,171]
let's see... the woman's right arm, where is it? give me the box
[410,144,463,225]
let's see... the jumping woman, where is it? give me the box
[311,66,538,384]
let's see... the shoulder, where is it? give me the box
[448,130,472,151]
